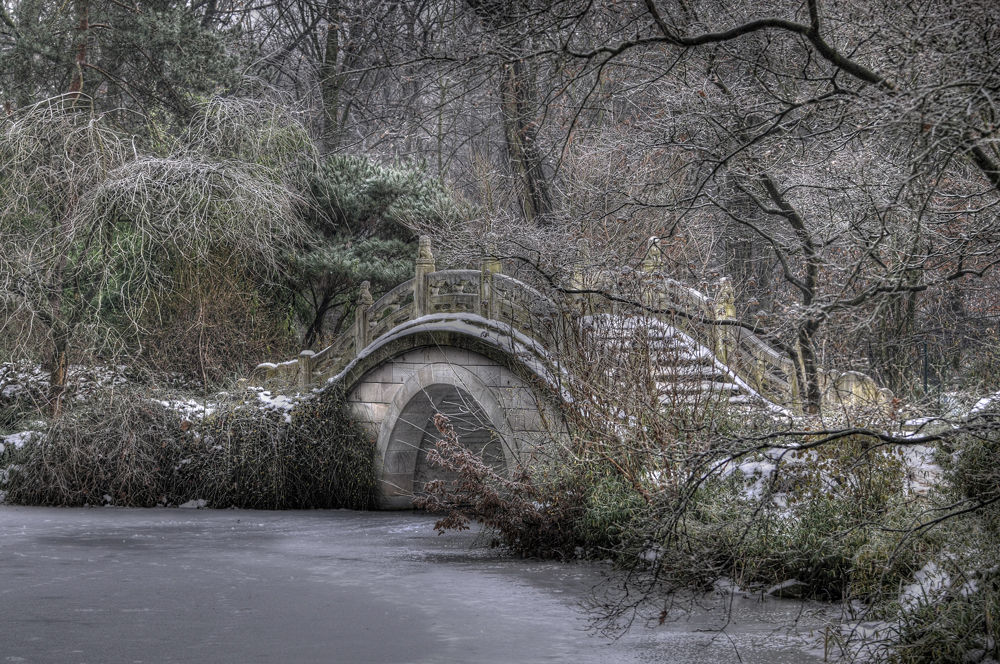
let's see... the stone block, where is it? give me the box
[350,381,384,403]
[421,347,465,365]
[346,401,389,425]
[521,408,545,432]
[369,403,389,423]
[392,363,420,385]
[383,448,418,475]
[463,351,495,366]
[379,383,403,405]
[473,365,503,387]
[379,473,414,497]
[364,363,394,384]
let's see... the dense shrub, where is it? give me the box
[139,261,298,384]
[878,427,1000,662]
[1,385,378,510]
[418,414,929,604]
[888,525,1000,664]
[414,413,583,558]
[951,423,1000,527]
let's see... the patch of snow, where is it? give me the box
[1,430,43,453]
[178,499,208,509]
[970,390,1000,416]
[902,445,942,497]
[737,461,777,499]
[900,561,951,609]
[764,579,805,597]
[255,391,297,424]
[155,399,217,419]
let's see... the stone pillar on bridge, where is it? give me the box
[414,236,435,317]
[713,277,736,365]
[355,280,373,351]
[641,236,663,311]
[641,236,662,274]
[297,350,315,389]
[479,244,501,319]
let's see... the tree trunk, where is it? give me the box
[499,58,552,225]
[49,331,69,417]
[796,319,822,414]
[320,0,343,153]
[302,297,333,350]
[869,280,917,393]
[68,0,88,100]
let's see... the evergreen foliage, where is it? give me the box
[0,0,238,122]
[309,154,461,240]
[288,155,464,349]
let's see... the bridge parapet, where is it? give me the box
[254,235,892,415]
[253,237,559,388]
[626,236,892,412]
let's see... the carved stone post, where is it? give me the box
[714,277,736,365]
[355,280,373,351]
[479,244,501,318]
[641,236,662,309]
[414,236,435,318]
[641,236,662,273]
[297,350,315,389]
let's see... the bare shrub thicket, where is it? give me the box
[1,386,379,510]
[140,262,298,386]
[409,245,987,650]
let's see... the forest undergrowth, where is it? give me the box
[0,384,379,511]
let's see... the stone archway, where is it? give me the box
[385,383,507,500]
[344,346,556,509]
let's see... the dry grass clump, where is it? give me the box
[1,386,378,510]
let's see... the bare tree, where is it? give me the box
[386,0,1000,409]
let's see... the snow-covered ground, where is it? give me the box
[0,361,132,398]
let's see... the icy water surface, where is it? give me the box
[0,507,829,663]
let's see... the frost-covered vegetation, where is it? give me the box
[4,0,1000,658]
[412,302,1000,662]
[0,385,378,510]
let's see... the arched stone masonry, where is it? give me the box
[344,346,558,509]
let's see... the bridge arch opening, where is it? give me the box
[387,383,507,500]
[371,360,525,508]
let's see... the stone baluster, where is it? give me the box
[297,350,315,389]
[641,236,662,310]
[479,244,501,318]
[714,277,736,365]
[355,280,373,351]
[641,236,662,274]
[414,236,435,318]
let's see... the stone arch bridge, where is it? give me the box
[255,237,892,508]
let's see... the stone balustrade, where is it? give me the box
[254,235,892,415]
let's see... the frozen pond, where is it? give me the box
[0,507,829,663]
